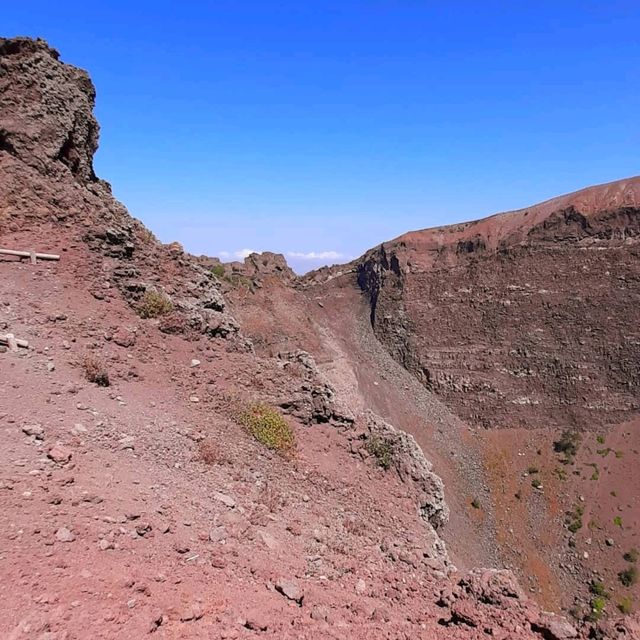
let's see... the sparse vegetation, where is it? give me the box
[585,462,600,481]
[138,289,173,318]
[623,548,638,563]
[211,264,225,278]
[614,516,623,528]
[259,481,285,513]
[597,435,606,445]
[198,440,227,465]
[228,273,253,289]
[553,467,567,481]
[81,354,110,387]
[527,465,539,474]
[588,518,601,531]
[618,566,638,588]
[366,435,396,470]
[531,478,543,489]
[138,227,157,243]
[554,430,581,464]
[239,402,295,455]
[589,580,608,598]
[215,269,254,289]
[618,597,634,615]
[589,595,607,622]
[567,504,584,534]
[568,520,582,534]
[471,497,481,509]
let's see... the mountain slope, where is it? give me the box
[229,177,640,623]
[0,35,595,640]
[1,36,638,639]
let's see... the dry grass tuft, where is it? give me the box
[82,354,110,387]
[366,435,396,470]
[238,402,295,455]
[138,290,173,319]
[198,440,228,465]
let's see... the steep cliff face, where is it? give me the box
[357,185,640,431]
[351,185,640,622]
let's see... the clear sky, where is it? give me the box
[4,2,639,272]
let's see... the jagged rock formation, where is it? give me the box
[240,252,297,282]
[0,37,98,181]
[217,177,640,632]
[0,37,240,341]
[358,412,450,532]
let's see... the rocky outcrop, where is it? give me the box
[359,412,450,532]
[275,349,355,426]
[356,243,426,382]
[437,569,581,639]
[0,38,98,182]
[0,36,240,341]
[241,252,296,282]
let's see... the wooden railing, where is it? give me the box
[0,248,60,263]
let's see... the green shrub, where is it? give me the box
[619,566,638,588]
[567,504,584,533]
[527,466,539,474]
[596,435,605,444]
[614,516,623,528]
[366,436,396,470]
[471,497,481,509]
[211,264,225,278]
[589,581,608,598]
[138,290,173,318]
[554,430,581,464]
[589,596,607,621]
[568,519,582,534]
[623,548,638,563]
[531,478,543,489]
[239,402,295,455]
[586,462,600,481]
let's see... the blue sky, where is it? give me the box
[4,1,639,272]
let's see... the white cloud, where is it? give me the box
[235,248,260,259]
[218,249,261,260]
[217,248,348,265]
[286,250,344,260]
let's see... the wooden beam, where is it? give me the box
[0,248,60,261]
[0,333,29,351]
